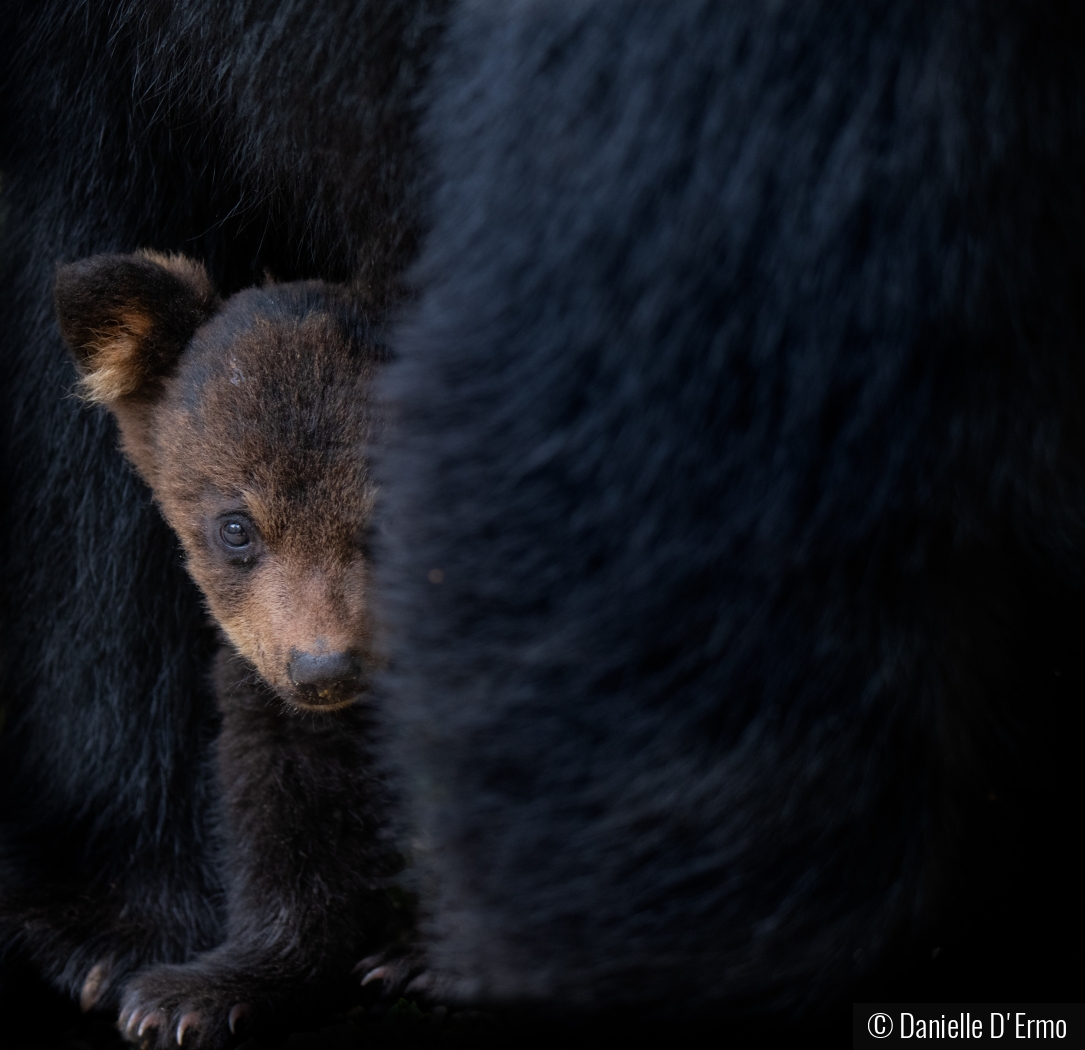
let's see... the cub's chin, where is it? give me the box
[286,689,362,714]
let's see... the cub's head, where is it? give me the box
[55,250,383,711]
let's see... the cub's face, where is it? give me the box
[55,252,384,711]
[154,298,380,709]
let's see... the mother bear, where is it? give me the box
[2,0,1082,1037]
[378,0,1084,1013]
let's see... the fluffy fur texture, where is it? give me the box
[53,253,401,1048]
[0,0,442,1031]
[376,0,1085,1014]
[2,0,1083,1037]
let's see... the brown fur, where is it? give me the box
[77,308,155,402]
[56,252,382,710]
[146,312,378,705]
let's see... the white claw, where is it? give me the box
[361,964,389,986]
[124,1007,146,1036]
[228,1002,252,1034]
[352,954,382,975]
[138,1011,162,1038]
[176,1011,200,1045]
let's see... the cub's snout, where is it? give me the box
[288,649,366,709]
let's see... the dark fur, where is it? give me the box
[51,256,401,1048]
[2,0,1083,1036]
[122,650,399,1048]
[376,0,1085,1014]
[0,0,443,1030]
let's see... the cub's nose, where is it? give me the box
[288,650,363,698]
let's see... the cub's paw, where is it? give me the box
[355,947,446,1002]
[118,963,258,1049]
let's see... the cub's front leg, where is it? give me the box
[119,652,404,1049]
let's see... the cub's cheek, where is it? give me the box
[215,624,301,700]
[213,612,268,671]
[252,652,295,694]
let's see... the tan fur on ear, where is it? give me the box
[137,250,216,299]
[78,309,155,404]
[56,249,219,408]
[76,250,214,404]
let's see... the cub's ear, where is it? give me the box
[54,250,219,404]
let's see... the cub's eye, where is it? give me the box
[219,518,252,549]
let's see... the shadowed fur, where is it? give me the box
[375,0,1085,1017]
[2,0,1082,1043]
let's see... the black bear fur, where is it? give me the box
[377,0,1085,1014]
[118,648,399,1048]
[0,0,1082,1036]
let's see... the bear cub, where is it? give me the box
[55,251,403,1049]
